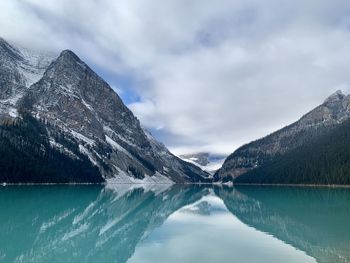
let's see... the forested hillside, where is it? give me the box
[215,90,350,182]
[0,114,103,183]
[235,119,350,185]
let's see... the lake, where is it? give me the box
[0,184,349,263]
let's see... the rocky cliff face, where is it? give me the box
[0,38,209,183]
[215,90,350,181]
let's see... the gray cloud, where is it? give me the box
[1,0,350,155]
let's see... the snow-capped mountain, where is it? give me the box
[0,38,209,183]
[0,38,54,119]
[215,90,350,182]
[179,152,226,174]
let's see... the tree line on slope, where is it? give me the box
[0,114,103,183]
[235,119,350,185]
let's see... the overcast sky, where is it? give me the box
[2,0,350,155]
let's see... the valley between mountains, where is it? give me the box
[2,37,350,185]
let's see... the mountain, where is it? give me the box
[0,38,209,183]
[215,90,350,183]
[235,118,350,184]
[179,152,226,174]
[0,37,53,119]
[180,152,211,166]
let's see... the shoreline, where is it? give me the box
[1,182,350,188]
[231,183,350,188]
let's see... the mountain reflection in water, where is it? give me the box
[0,185,349,263]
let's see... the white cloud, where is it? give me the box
[1,0,350,155]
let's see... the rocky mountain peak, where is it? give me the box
[56,49,84,66]
[60,49,78,58]
[0,38,210,183]
[46,49,86,78]
[323,90,346,104]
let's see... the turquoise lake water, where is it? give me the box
[0,185,349,263]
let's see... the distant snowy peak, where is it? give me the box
[0,38,56,118]
[0,38,55,86]
[180,152,210,166]
[179,152,226,174]
[14,46,55,87]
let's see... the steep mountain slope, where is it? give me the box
[0,38,209,183]
[0,114,103,183]
[215,90,350,182]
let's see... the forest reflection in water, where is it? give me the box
[0,184,349,263]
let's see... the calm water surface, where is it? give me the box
[0,185,349,263]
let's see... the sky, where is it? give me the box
[2,0,350,156]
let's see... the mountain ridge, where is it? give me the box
[215,90,350,183]
[0,38,210,184]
